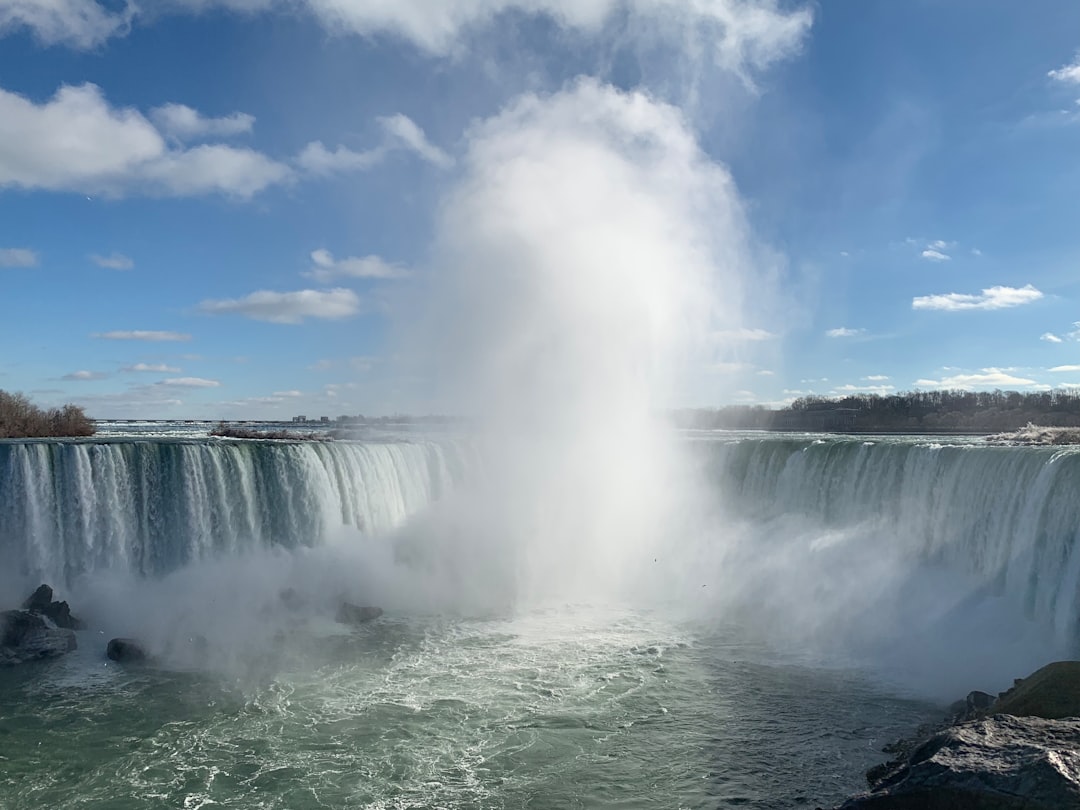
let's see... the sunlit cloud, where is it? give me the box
[912,284,1043,312]
[198,288,361,324]
[825,327,864,337]
[305,249,408,281]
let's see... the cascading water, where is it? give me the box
[0,437,469,588]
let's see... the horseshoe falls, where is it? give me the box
[2,431,1079,810]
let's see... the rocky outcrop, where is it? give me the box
[1,610,77,665]
[106,637,148,663]
[335,602,383,625]
[833,661,1080,809]
[836,715,1080,809]
[21,583,85,630]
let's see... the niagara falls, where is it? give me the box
[4,2,1080,809]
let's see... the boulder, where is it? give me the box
[335,602,383,625]
[0,609,77,666]
[21,583,85,630]
[106,637,148,663]
[835,715,1080,809]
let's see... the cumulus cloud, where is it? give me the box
[150,103,255,141]
[305,249,408,281]
[920,248,950,262]
[89,252,134,269]
[1049,54,1080,84]
[1050,365,1080,373]
[0,247,38,267]
[198,288,361,323]
[0,82,291,197]
[297,114,451,176]
[825,327,864,337]
[121,363,181,372]
[0,0,131,48]
[1041,332,1063,343]
[94,330,192,341]
[915,369,1038,389]
[912,284,1043,312]
[62,369,108,380]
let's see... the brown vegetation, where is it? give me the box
[0,390,95,438]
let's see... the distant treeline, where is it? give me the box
[0,390,95,438]
[673,389,1080,433]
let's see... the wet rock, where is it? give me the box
[0,609,77,665]
[106,637,148,663]
[21,583,85,630]
[335,602,383,625]
[836,715,1080,809]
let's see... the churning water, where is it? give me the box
[2,430,1078,808]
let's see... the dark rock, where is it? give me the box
[1,610,77,666]
[106,637,148,663]
[21,583,85,630]
[837,715,1080,809]
[990,661,1080,720]
[335,602,383,625]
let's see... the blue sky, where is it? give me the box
[2,1,1080,419]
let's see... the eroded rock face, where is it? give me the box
[0,610,77,666]
[837,715,1080,810]
[991,661,1080,720]
[21,583,86,630]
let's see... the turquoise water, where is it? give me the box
[0,608,936,809]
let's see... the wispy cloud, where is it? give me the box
[1049,54,1080,84]
[1042,332,1064,343]
[825,327,865,337]
[198,288,361,324]
[1050,364,1080,372]
[297,114,452,176]
[62,369,107,381]
[150,103,255,141]
[713,327,777,342]
[90,252,134,270]
[832,383,895,394]
[305,249,408,281]
[94,330,192,341]
[863,374,890,381]
[0,247,38,267]
[920,248,950,262]
[912,284,1043,311]
[160,377,220,388]
[121,363,181,373]
[915,369,1038,389]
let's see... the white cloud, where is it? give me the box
[157,1,812,72]
[0,0,130,48]
[825,327,864,337]
[1050,365,1080,372]
[305,248,408,281]
[273,389,304,397]
[297,114,451,176]
[122,363,181,373]
[0,247,38,267]
[90,252,133,270]
[377,113,453,168]
[832,383,895,394]
[756,369,774,376]
[160,377,220,387]
[94,330,192,341]
[0,82,291,197]
[198,288,361,323]
[912,284,1043,312]
[62,369,107,380]
[1049,55,1080,84]
[920,248,950,262]
[713,327,776,342]
[150,103,255,140]
[971,248,983,257]
[863,374,890,381]
[916,369,1039,389]
[1042,332,1064,343]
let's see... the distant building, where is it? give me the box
[292,415,307,423]
[319,416,330,423]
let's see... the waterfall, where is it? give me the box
[701,435,1080,642]
[0,438,468,585]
